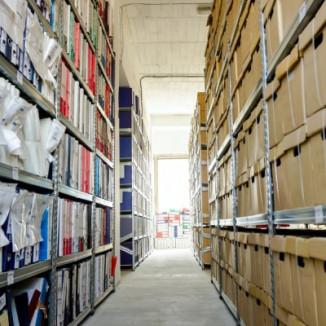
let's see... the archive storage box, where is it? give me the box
[217,108,230,149]
[236,232,251,281]
[214,86,226,127]
[264,0,305,63]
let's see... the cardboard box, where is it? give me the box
[201,190,209,214]
[287,314,306,326]
[243,100,265,168]
[306,108,326,205]
[275,45,306,135]
[287,237,318,326]
[309,237,326,326]
[236,172,250,217]
[214,82,225,125]
[236,232,251,281]
[249,284,267,326]
[237,275,254,326]
[248,233,264,289]
[208,139,217,166]
[217,108,230,149]
[270,235,293,313]
[235,130,247,178]
[249,159,267,215]
[226,231,235,269]
[299,0,326,117]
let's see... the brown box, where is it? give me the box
[237,275,254,326]
[306,108,326,205]
[249,284,267,326]
[270,235,293,313]
[236,172,250,217]
[201,164,208,184]
[275,45,306,135]
[243,100,265,168]
[265,78,283,148]
[226,231,235,269]
[287,314,306,326]
[235,130,247,178]
[287,237,318,326]
[249,158,267,215]
[236,232,251,281]
[207,117,215,148]
[208,139,217,166]
[214,84,225,125]
[309,238,326,326]
[217,108,230,149]
[201,190,209,214]
[260,234,271,296]
[299,0,326,117]
[248,233,264,289]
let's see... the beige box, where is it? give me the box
[237,275,254,326]
[260,234,271,296]
[309,238,326,326]
[217,108,230,149]
[270,235,293,313]
[236,232,251,281]
[249,284,267,326]
[287,237,318,326]
[235,130,247,178]
[248,233,264,289]
[226,231,235,269]
[243,100,265,168]
[207,117,215,148]
[236,172,250,217]
[275,45,306,136]
[306,108,326,205]
[299,0,326,117]
[265,78,283,149]
[214,85,225,125]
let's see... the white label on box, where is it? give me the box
[299,3,307,23]
[7,271,14,285]
[315,205,324,223]
[17,71,23,85]
[12,167,19,180]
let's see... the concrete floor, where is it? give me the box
[83,249,235,326]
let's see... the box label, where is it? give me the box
[12,166,18,180]
[17,71,23,85]
[7,271,14,285]
[299,3,307,23]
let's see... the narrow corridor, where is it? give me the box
[83,249,234,326]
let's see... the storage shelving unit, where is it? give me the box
[189,93,211,269]
[0,0,117,324]
[119,87,154,270]
[205,0,326,325]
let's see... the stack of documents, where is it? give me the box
[94,207,111,248]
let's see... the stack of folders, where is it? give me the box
[97,69,114,121]
[70,0,98,47]
[98,0,114,37]
[58,134,93,193]
[94,207,112,248]
[0,0,62,103]
[62,1,96,92]
[0,77,66,177]
[60,61,94,141]
[56,260,91,326]
[0,277,50,326]
[0,183,53,272]
[96,110,113,160]
[57,199,90,257]
[98,26,114,85]
[95,156,112,201]
[34,0,59,28]
[95,251,112,299]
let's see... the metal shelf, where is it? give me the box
[61,51,95,102]
[95,196,113,208]
[219,219,234,227]
[217,134,231,160]
[59,114,93,151]
[0,55,56,117]
[274,206,326,225]
[57,249,92,267]
[67,0,96,53]
[94,243,113,255]
[208,157,217,174]
[96,102,114,130]
[0,163,53,190]
[94,287,114,308]
[96,149,114,168]
[0,261,51,288]
[236,213,269,227]
[267,0,325,79]
[210,220,218,226]
[97,58,114,93]
[67,307,91,326]
[58,184,93,202]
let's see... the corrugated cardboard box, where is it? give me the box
[287,237,318,326]
[299,0,326,117]
[275,45,306,135]
[248,233,264,289]
[309,238,326,326]
[270,235,293,313]
[306,108,326,205]
[235,130,247,178]
[236,232,251,281]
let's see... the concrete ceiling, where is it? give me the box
[119,0,210,155]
